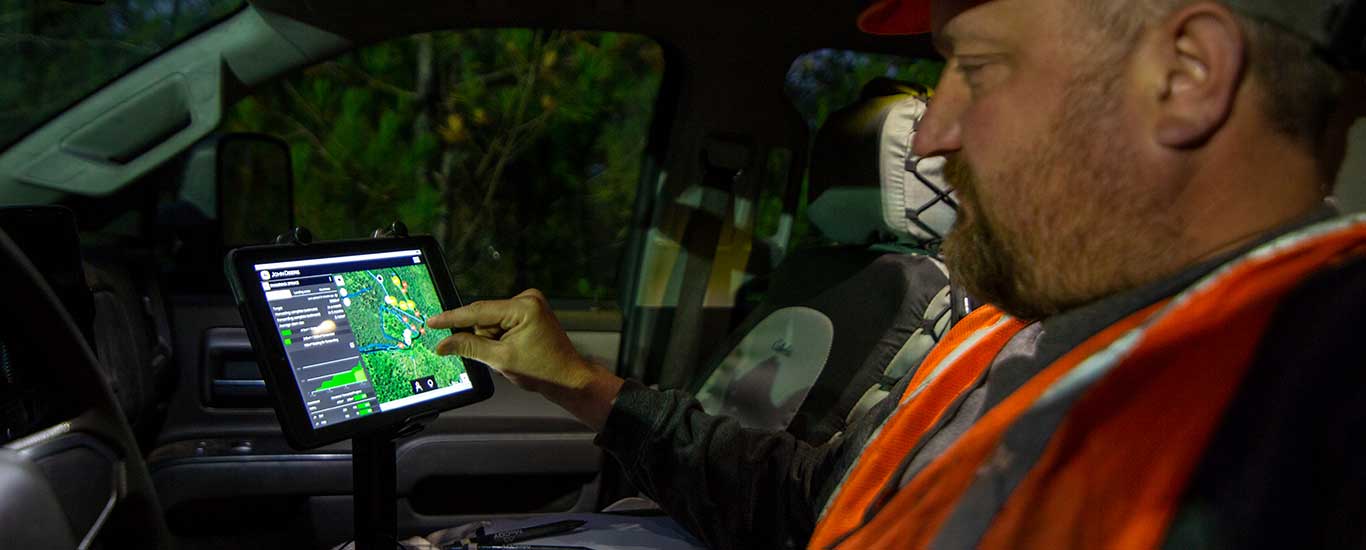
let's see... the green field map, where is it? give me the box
[334,264,467,404]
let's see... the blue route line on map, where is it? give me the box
[354,270,432,355]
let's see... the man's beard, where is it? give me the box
[940,157,1033,316]
[939,65,1183,320]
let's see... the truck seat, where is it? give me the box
[692,78,961,444]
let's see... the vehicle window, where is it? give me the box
[222,30,665,305]
[785,49,943,130]
[0,0,245,148]
[772,49,944,250]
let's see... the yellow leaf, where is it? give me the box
[439,114,467,143]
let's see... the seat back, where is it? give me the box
[84,255,175,445]
[693,79,959,443]
[0,222,173,548]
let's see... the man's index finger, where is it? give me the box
[427,300,512,329]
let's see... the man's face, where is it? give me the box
[916,0,1183,319]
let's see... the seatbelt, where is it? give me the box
[657,137,749,390]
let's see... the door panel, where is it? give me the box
[154,295,612,541]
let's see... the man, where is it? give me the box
[427,0,1366,548]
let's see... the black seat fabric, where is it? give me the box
[691,79,957,445]
[84,252,175,447]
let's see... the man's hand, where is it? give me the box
[426,289,625,431]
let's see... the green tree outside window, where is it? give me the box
[223,30,665,304]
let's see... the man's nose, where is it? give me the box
[913,78,965,157]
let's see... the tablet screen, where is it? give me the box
[252,248,472,428]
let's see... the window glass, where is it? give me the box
[0,0,245,148]
[777,50,944,250]
[785,49,943,130]
[753,147,794,244]
[222,30,666,304]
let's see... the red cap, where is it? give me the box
[857,0,933,35]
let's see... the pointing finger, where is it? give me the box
[427,300,514,330]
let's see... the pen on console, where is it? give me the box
[470,519,586,546]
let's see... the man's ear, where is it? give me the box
[1148,2,1247,148]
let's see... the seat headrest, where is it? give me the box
[806,78,956,246]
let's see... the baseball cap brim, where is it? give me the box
[857,0,933,35]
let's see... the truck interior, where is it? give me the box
[1,1,1363,548]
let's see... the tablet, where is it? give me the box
[226,236,494,448]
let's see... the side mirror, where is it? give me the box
[159,133,294,287]
[216,133,295,247]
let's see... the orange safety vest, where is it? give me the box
[808,214,1366,550]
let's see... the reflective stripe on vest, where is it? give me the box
[809,214,1366,550]
[811,309,1030,548]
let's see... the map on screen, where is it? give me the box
[255,249,472,428]
[332,264,464,403]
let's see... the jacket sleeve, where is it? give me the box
[594,379,895,550]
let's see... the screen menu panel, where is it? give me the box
[253,249,472,428]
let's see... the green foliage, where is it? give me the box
[365,345,467,404]
[752,148,794,246]
[338,264,466,404]
[223,30,664,303]
[785,50,944,131]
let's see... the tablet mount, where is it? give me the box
[274,221,433,550]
